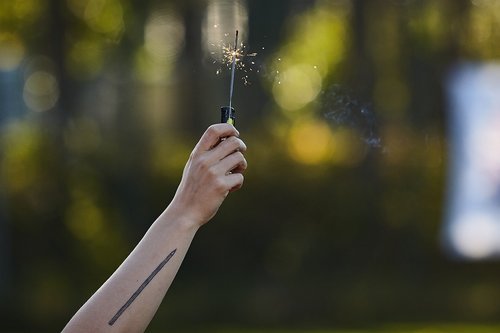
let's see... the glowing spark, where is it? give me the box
[222,44,244,68]
[217,40,257,83]
[210,33,258,85]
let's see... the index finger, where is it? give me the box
[195,124,240,151]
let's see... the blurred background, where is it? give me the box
[1,0,500,332]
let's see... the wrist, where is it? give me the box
[160,202,204,233]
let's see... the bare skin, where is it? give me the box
[62,124,247,333]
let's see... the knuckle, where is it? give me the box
[196,155,210,171]
[237,173,244,183]
[237,138,247,151]
[233,174,244,189]
[230,138,245,151]
[238,141,247,153]
[235,151,245,160]
[223,135,238,146]
[214,177,227,192]
[205,163,217,176]
[234,151,246,165]
[205,126,218,140]
[206,123,229,136]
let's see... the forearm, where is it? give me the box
[63,124,247,332]
[62,206,199,333]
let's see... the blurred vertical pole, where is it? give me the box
[37,0,71,275]
[0,15,26,305]
[0,69,11,293]
[349,0,373,94]
[0,71,14,296]
[448,0,472,59]
[0,191,10,299]
[179,1,206,133]
[48,0,71,127]
[348,0,387,250]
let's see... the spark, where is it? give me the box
[222,44,244,68]
[220,43,256,70]
[211,34,258,85]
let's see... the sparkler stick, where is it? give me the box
[229,30,238,110]
[221,30,238,125]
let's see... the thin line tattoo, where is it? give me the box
[108,249,177,326]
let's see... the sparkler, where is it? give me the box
[221,30,239,125]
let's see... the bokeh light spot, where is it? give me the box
[67,0,124,39]
[66,38,104,79]
[23,70,59,112]
[203,0,248,58]
[0,32,25,71]
[1,123,44,194]
[450,214,500,259]
[66,200,104,240]
[287,119,333,165]
[13,0,43,20]
[86,0,124,38]
[145,10,185,63]
[273,64,322,111]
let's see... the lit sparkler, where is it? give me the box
[214,30,258,124]
[220,30,240,125]
[211,32,257,86]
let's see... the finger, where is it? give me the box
[218,136,247,153]
[209,136,247,162]
[231,158,248,174]
[217,151,247,175]
[196,124,239,152]
[226,173,244,192]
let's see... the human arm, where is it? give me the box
[62,124,247,333]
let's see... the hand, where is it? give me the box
[169,124,247,228]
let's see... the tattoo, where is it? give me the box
[108,249,177,326]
